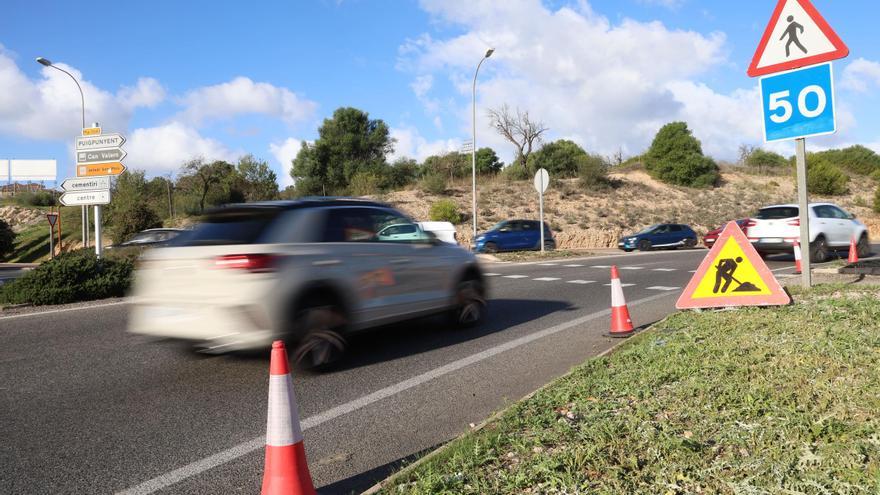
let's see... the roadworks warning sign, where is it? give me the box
[677,221,790,309]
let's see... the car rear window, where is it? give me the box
[173,208,283,246]
[756,207,798,220]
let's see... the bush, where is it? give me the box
[873,186,880,214]
[348,171,382,196]
[0,219,14,259]
[14,191,56,207]
[429,199,462,224]
[0,249,134,306]
[420,173,447,195]
[807,156,849,195]
[529,140,588,178]
[645,122,720,188]
[501,164,531,181]
[577,153,611,191]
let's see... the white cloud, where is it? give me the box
[125,122,239,172]
[269,137,307,187]
[840,58,880,93]
[390,126,462,161]
[178,76,317,125]
[402,1,777,161]
[0,47,165,140]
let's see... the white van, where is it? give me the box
[418,221,458,245]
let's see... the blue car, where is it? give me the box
[474,219,555,253]
[618,224,698,252]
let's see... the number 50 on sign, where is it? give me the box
[760,63,835,142]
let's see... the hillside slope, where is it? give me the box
[382,168,880,250]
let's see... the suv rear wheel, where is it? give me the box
[291,305,347,371]
[810,236,829,263]
[857,234,871,258]
[449,279,486,328]
[638,239,652,252]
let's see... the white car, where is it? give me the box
[417,221,458,245]
[747,203,869,262]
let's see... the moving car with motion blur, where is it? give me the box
[473,219,555,253]
[703,219,750,249]
[748,203,869,262]
[128,198,486,369]
[110,228,185,249]
[618,224,698,252]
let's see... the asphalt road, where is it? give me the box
[0,247,838,494]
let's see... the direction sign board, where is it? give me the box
[77,162,126,177]
[60,190,111,206]
[533,168,549,194]
[76,148,126,165]
[82,127,102,136]
[760,63,835,142]
[61,176,111,192]
[747,0,848,77]
[75,133,125,151]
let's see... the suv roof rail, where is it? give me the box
[204,197,390,214]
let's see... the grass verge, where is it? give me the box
[378,284,880,494]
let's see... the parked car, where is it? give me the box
[128,198,486,369]
[473,219,555,253]
[111,228,184,249]
[747,203,869,262]
[618,224,698,252]
[703,219,750,248]
[417,221,458,245]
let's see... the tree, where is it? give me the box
[645,122,720,188]
[529,139,589,178]
[0,219,15,259]
[383,157,420,190]
[178,159,242,213]
[488,104,547,171]
[806,154,849,195]
[577,154,611,190]
[422,152,470,181]
[107,170,162,243]
[237,154,278,201]
[475,147,503,175]
[290,107,394,195]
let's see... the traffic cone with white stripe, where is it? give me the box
[607,266,635,338]
[848,236,859,264]
[261,341,316,495]
[793,241,802,274]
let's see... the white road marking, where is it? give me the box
[533,277,560,281]
[590,265,611,269]
[567,280,596,285]
[647,286,680,291]
[619,266,644,270]
[503,275,528,279]
[115,292,676,495]
[537,263,559,266]
[652,268,677,272]
[604,283,635,287]
[689,270,697,273]
[484,273,501,277]
[563,264,584,267]
[0,300,129,321]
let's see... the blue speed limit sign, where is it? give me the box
[760,62,835,142]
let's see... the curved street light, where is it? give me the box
[471,48,494,240]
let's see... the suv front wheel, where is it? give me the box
[449,279,486,328]
[291,305,348,371]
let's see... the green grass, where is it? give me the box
[379,284,880,494]
[6,206,85,263]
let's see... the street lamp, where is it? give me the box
[471,48,494,241]
[36,56,89,249]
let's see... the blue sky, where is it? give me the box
[2,0,879,187]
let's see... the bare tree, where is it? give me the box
[487,105,548,170]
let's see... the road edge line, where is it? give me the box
[0,299,129,321]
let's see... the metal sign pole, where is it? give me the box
[81,206,86,249]
[539,178,545,253]
[48,224,55,259]
[85,207,90,248]
[94,205,102,258]
[795,137,811,287]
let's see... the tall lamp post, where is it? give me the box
[35,56,89,249]
[471,48,494,241]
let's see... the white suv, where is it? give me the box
[747,203,869,262]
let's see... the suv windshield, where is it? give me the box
[756,207,799,220]
[173,208,283,246]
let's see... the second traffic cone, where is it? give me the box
[608,266,635,338]
[848,236,859,264]
[793,241,802,274]
[261,341,316,495]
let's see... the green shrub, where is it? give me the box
[14,191,56,207]
[429,199,462,224]
[0,219,14,259]
[645,122,720,188]
[348,171,382,196]
[874,186,880,214]
[0,249,134,306]
[807,156,849,195]
[501,164,531,181]
[577,153,611,191]
[420,173,447,195]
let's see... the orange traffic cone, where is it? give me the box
[608,266,635,338]
[848,236,859,264]
[261,341,316,495]
[793,240,802,274]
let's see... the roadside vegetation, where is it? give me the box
[378,284,880,494]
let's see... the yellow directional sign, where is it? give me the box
[677,221,790,309]
[77,162,126,177]
[82,127,102,136]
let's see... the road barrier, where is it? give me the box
[261,341,316,495]
[607,265,635,338]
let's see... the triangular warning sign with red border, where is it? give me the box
[677,221,790,309]
[747,0,848,78]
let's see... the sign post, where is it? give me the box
[533,168,549,253]
[46,213,58,259]
[748,0,848,288]
[73,124,126,258]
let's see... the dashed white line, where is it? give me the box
[484,273,501,277]
[567,280,596,285]
[537,263,559,266]
[647,286,680,291]
[590,265,611,269]
[652,268,677,272]
[604,283,636,287]
[503,275,528,279]
[533,277,561,282]
[563,264,584,267]
[619,266,644,270]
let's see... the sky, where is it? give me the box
[2,0,880,187]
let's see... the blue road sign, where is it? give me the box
[760,63,835,142]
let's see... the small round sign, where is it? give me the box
[533,168,549,194]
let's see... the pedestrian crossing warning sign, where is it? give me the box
[677,221,790,309]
